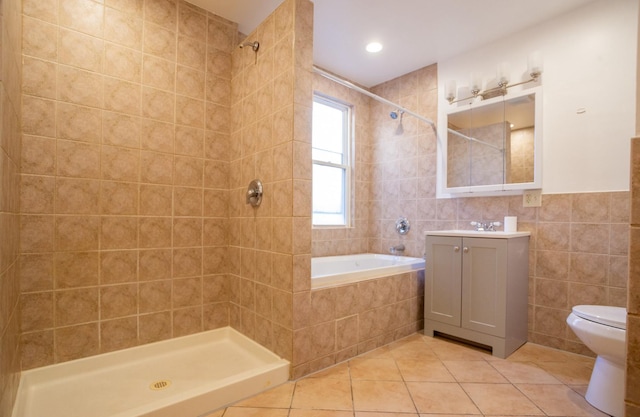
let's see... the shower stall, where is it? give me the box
[6,0,439,414]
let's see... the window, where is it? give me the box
[312,95,352,226]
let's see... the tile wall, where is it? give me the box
[628,137,640,416]
[0,0,23,413]
[369,65,439,258]
[291,270,425,379]
[228,0,313,366]
[19,0,237,368]
[509,128,535,183]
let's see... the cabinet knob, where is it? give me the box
[463,247,469,253]
[454,246,460,252]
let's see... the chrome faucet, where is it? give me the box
[470,221,501,232]
[389,244,405,255]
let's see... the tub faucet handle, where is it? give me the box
[390,244,405,255]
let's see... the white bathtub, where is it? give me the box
[311,253,425,289]
[12,327,289,417]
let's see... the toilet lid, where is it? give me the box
[572,305,627,330]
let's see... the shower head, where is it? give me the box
[390,110,404,120]
[238,41,260,52]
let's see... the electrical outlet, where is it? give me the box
[523,189,542,207]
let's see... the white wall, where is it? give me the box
[438,0,638,194]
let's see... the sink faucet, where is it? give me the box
[470,221,502,232]
[390,244,405,255]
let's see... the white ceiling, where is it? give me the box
[187,0,597,87]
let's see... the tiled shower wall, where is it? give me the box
[368,66,439,257]
[19,0,237,368]
[0,0,23,413]
[229,0,313,365]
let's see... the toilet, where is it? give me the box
[566,305,627,417]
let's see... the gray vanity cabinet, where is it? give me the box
[424,232,529,358]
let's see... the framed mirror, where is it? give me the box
[440,86,542,195]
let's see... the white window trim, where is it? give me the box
[312,93,354,228]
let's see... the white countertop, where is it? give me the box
[425,230,531,238]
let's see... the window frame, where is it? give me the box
[311,93,354,228]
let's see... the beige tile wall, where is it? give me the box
[1,0,23,413]
[228,0,313,366]
[368,65,439,257]
[19,0,237,369]
[628,137,640,416]
[291,270,424,378]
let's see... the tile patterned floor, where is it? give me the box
[204,333,607,417]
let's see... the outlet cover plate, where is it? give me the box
[523,189,542,207]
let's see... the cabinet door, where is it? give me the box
[425,236,462,326]
[461,237,507,337]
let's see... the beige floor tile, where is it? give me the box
[418,415,485,417]
[535,360,594,385]
[309,362,351,380]
[291,378,353,410]
[516,383,609,417]
[386,334,424,347]
[223,407,290,417]
[349,358,403,381]
[234,382,295,408]
[388,340,435,359]
[406,382,481,414]
[508,343,579,362]
[461,383,544,415]
[290,410,355,417]
[443,360,509,383]
[352,380,417,413]
[200,410,224,417]
[218,334,600,417]
[569,384,590,396]
[489,360,562,384]
[396,358,456,382]
[359,345,394,359]
[430,341,491,361]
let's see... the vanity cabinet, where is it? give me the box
[424,231,529,358]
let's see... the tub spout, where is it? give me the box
[389,244,405,255]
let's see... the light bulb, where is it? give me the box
[445,80,457,102]
[528,51,543,78]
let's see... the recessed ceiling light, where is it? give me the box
[366,42,383,53]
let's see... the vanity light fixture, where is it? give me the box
[365,42,383,53]
[446,52,543,105]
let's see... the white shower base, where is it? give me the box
[12,327,290,417]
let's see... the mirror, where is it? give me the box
[441,87,542,194]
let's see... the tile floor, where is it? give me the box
[205,333,607,417]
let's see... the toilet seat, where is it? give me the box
[571,305,626,330]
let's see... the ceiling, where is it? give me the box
[187,0,596,87]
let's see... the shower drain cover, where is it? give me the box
[149,380,172,391]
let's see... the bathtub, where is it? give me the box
[312,253,425,289]
[12,327,289,417]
